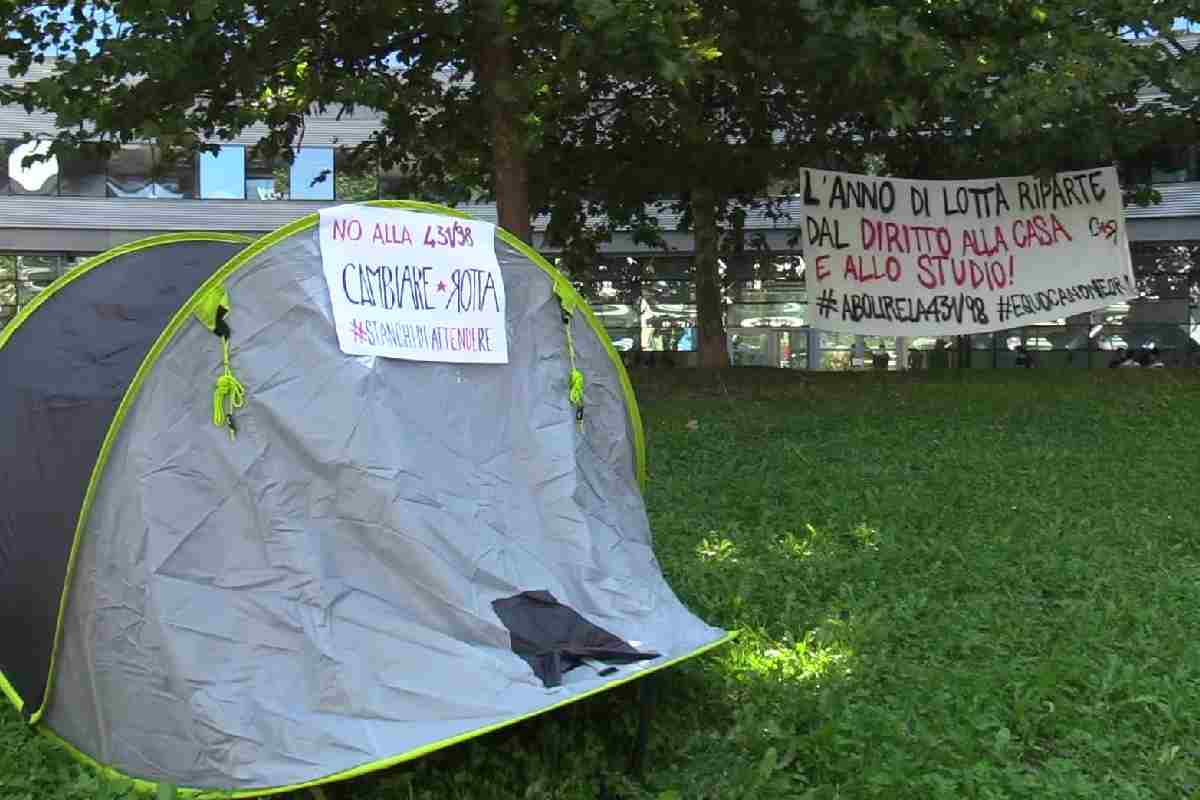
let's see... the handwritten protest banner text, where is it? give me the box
[318,206,508,363]
[802,167,1135,336]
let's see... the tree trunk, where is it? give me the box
[478,0,532,243]
[691,185,729,368]
[492,106,532,243]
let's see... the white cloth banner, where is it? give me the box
[318,205,508,363]
[800,166,1136,336]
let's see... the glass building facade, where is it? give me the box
[566,243,1200,370]
[2,141,379,202]
[0,253,89,326]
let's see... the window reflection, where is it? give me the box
[605,327,639,353]
[730,332,769,365]
[0,252,89,313]
[245,151,284,200]
[17,253,59,303]
[780,330,807,369]
[335,149,378,201]
[2,141,382,202]
[727,302,806,328]
[0,254,15,320]
[378,168,412,200]
[154,148,196,199]
[589,299,639,328]
[640,281,696,352]
[199,145,245,199]
[7,140,58,195]
[291,148,334,200]
[641,256,691,280]
[1121,145,1200,184]
[59,144,107,197]
[106,145,156,198]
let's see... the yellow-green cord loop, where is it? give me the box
[569,368,585,407]
[560,303,585,426]
[212,337,246,440]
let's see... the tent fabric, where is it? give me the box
[42,212,725,794]
[0,235,250,714]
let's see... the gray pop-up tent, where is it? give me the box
[0,203,729,797]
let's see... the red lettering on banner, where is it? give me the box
[332,219,363,241]
[1011,213,1072,249]
[815,255,831,281]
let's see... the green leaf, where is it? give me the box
[191,0,216,21]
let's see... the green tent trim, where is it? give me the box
[0,668,21,713]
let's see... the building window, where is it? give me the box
[230,147,339,201]
[199,145,246,199]
[1122,145,1199,185]
[106,144,157,198]
[335,149,378,201]
[6,140,59,195]
[379,168,414,200]
[0,252,90,323]
[0,254,14,324]
[290,147,335,200]
[245,150,284,200]
[1151,145,1195,183]
[2,140,363,202]
[59,144,108,197]
[153,147,197,199]
[59,143,196,198]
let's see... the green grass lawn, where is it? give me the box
[4,369,1200,799]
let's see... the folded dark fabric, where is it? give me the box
[493,590,661,687]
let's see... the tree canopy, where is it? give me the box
[0,0,710,240]
[2,1,1197,366]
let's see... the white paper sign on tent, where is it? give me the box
[318,205,509,363]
